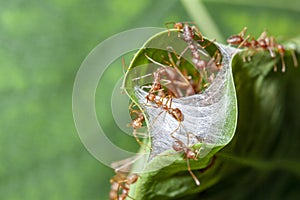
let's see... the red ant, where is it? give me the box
[166,22,222,91]
[131,55,186,129]
[168,22,208,71]
[128,103,152,150]
[109,171,139,200]
[146,91,184,124]
[143,55,185,124]
[257,31,288,72]
[109,157,140,200]
[172,137,200,186]
[166,22,204,41]
[163,50,197,97]
[227,27,298,72]
[166,45,221,93]
[227,27,250,47]
[144,53,195,97]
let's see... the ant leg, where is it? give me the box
[272,57,278,72]
[165,21,175,29]
[267,47,276,58]
[128,101,134,112]
[165,21,179,37]
[129,110,142,120]
[171,42,208,88]
[112,157,140,174]
[132,129,152,151]
[146,52,193,97]
[278,45,286,72]
[273,65,278,72]
[149,109,165,129]
[291,50,298,67]
[132,73,154,82]
[258,30,268,41]
[166,49,189,84]
[176,46,191,67]
[191,25,204,42]
[200,38,216,51]
[242,53,247,62]
[186,158,200,185]
[186,130,191,147]
[122,57,129,75]
[239,27,248,38]
[186,131,202,159]
[237,35,250,49]
[116,179,134,200]
[206,50,222,70]
[280,55,286,73]
[169,120,183,142]
[133,130,148,138]
[166,47,181,67]
[247,55,252,62]
[145,53,169,69]
[203,39,215,49]
[128,102,141,116]
[169,117,180,140]
[140,85,154,91]
[166,45,189,67]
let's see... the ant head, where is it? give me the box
[153,82,161,91]
[146,93,156,102]
[174,22,183,30]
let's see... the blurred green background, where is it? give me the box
[0,0,299,199]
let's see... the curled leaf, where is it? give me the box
[123,29,238,199]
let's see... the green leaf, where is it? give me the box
[123,29,300,199]
[188,41,300,199]
[123,29,238,199]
